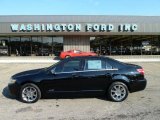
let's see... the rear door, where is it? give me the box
[77,58,114,93]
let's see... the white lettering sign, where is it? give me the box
[10,23,138,32]
[11,24,19,31]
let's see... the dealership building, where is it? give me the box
[0,15,160,56]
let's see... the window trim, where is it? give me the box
[53,58,118,74]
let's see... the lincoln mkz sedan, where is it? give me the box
[8,56,147,103]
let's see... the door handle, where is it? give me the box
[87,75,96,79]
[72,73,79,78]
[105,73,111,76]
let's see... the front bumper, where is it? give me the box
[129,78,147,93]
[8,83,21,96]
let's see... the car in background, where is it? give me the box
[8,56,146,103]
[60,50,97,59]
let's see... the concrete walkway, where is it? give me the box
[0,56,160,63]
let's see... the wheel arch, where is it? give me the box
[20,81,42,94]
[20,80,39,86]
[19,81,42,103]
[107,75,131,92]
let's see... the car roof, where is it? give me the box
[65,56,123,63]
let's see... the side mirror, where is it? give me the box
[74,68,79,71]
[51,68,56,74]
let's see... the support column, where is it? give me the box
[63,36,90,52]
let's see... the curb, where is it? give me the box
[0,59,160,63]
[0,60,59,64]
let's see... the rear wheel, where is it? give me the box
[65,55,71,58]
[19,83,41,103]
[108,82,128,102]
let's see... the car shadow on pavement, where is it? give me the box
[42,94,110,101]
[2,86,111,102]
[2,86,16,99]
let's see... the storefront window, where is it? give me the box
[1,35,160,57]
[31,36,63,56]
[111,36,132,55]
[10,37,21,56]
[42,37,52,56]
[0,37,9,56]
[21,37,31,56]
[90,35,160,56]
[32,37,42,56]
[90,36,111,55]
[150,36,160,55]
[53,37,63,56]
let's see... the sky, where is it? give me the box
[0,0,160,16]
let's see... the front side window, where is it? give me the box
[62,60,82,72]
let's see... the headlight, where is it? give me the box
[9,78,16,84]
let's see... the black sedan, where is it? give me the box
[8,56,147,103]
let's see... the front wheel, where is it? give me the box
[19,83,41,103]
[108,82,128,102]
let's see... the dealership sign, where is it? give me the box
[10,23,138,32]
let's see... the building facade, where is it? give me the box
[0,15,160,56]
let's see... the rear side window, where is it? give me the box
[85,59,106,70]
[106,62,113,69]
[106,58,124,69]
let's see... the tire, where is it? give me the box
[108,82,128,102]
[19,83,41,103]
[65,55,71,58]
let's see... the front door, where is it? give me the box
[43,58,83,94]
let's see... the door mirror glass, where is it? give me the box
[74,68,79,71]
[51,68,56,74]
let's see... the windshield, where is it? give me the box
[44,60,61,71]
[74,50,81,53]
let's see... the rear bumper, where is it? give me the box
[129,78,147,93]
[8,83,21,96]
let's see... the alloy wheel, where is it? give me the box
[22,86,38,102]
[108,82,128,102]
[110,84,126,101]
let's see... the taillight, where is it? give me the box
[137,69,144,75]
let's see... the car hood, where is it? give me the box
[12,68,45,79]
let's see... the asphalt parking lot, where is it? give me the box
[0,62,160,120]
